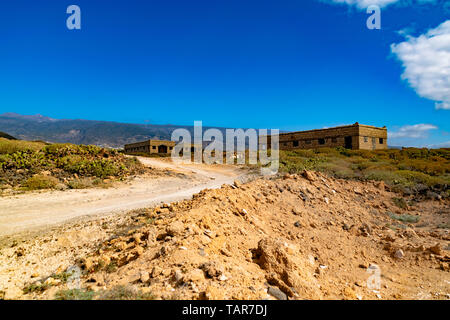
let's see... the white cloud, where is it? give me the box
[426,140,450,148]
[322,0,441,9]
[327,0,399,8]
[389,123,438,138]
[391,20,450,110]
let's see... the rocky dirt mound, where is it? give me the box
[2,171,449,300]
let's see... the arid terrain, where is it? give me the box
[0,158,448,300]
[0,157,246,237]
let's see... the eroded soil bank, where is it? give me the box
[1,170,448,300]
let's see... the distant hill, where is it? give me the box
[0,131,16,140]
[0,113,235,148]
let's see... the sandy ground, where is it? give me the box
[0,168,448,300]
[0,157,245,238]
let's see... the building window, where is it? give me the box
[364,137,368,143]
[293,141,299,147]
[169,146,173,150]
[379,138,384,144]
[331,137,337,143]
[318,138,325,145]
[152,146,156,149]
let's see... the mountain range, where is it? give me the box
[0,113,223,148]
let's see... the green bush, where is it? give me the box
[387,212,420,223]
[277,147,450,197]
[23,175,59,190]
[55,289,96,300]
[0,138,45,154]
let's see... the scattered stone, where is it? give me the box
[440,262,449,272]
[184,269,205,282]
[294,221,302,228]
[173,270,183,283]
[151,266,163,278]
[302,170,315,182]
[15,247,25,257]
[166,221,184,236]
[375,181,385,191]
[203,285,224,300]
[140,271,150,283]
[342,223,350,231]
[4,286,22,300]
[201,262,223,278]
[220,248,232,257]
[426,191,441,200]
[44,277,61,286]
[268,286,288,300]
[429,243,442,255]
[218,274,228,281]
[343,287,357,300]
[393,249,405,259]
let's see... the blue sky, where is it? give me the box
[0,0,449,147]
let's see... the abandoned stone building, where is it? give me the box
[124,139,175,154]
[259,123,388,151]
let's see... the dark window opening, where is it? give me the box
[158,145,168,153]
[331,137,337,143]
[344,136,352,149]
[152,146,156,149]
[364,136,368,143]
[318,138,325,145]
[293,141,299,147]
[379,138,384,144]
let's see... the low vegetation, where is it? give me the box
[0,138,146,192]
[278,147,449,198]
[387,212,420,224]
[55,289,96,300]
[55,285,154,300]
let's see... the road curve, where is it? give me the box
[0,157,245,237]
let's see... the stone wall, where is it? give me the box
[259,123,388,151]
[358,126,388,150]
[124,140,176,154]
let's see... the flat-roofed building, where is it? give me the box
[124,139,176,154]
[259,123,387,151]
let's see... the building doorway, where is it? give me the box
[158,145,168,153]
[344,136,352,149]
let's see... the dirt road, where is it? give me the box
[0,157,246,237]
